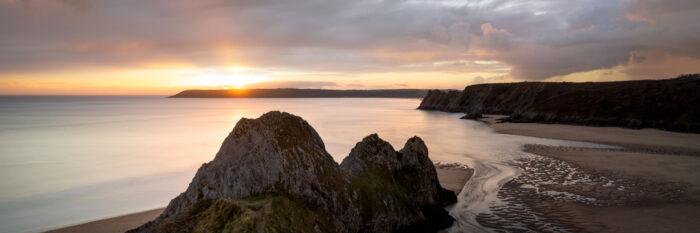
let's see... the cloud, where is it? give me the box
[0,0,698,81]
[462,0,700,79]
[479,24,514,51]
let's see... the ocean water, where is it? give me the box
[0,96,612,233]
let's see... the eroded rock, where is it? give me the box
[418,77,700,132]
[129,111,456,233]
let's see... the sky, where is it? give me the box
[1,0,699,94]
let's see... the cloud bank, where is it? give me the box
[1,0,698,80]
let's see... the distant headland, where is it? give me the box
[419,74,700,133]
[170,89,433,98]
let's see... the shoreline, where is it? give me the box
[484,115,700,156]
[45,118,700,233]
[482,116,700,232]
[45,208,164,233]
[45,166,473,233]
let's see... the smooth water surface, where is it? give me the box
[0,96,611,233]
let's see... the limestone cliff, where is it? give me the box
[418,76,700,133]
[128,111,456,233]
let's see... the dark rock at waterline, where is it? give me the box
[128,111,456,233]
[460,111,483,120]
[339,134,456,232]
[417,89,462,111]
[418,74,700,133]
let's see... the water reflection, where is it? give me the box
[0,97,612,233]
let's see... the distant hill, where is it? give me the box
[170,88,431,98]
[673,73,700,80]
[419,74,700,133]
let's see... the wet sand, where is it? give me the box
[46,166,473,233]
[45,208,164,233]
[486,115,700,156]
[485,116,700,233]
[436,163,475,194]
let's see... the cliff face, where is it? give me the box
[339,135,457,232]
[129,111,456,233]
[418,78,700,132]
[417,90,462,111]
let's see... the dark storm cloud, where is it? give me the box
[0,0,698,79]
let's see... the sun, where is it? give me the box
[194,73,270,89]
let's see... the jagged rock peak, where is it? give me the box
[219,110,326,159]
[129,111,457,233]
[340,133,400,175]
[132,111,353,232]
[340,134,451,207]
[339,134,431,176]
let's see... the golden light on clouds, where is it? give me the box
[189,73,271,89]
[1,0,699,95]
[0,66,274,95]
[143,66,275,90]
[625,13,655,24]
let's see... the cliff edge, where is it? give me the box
[419,75,700,133]
[128,111,456,233]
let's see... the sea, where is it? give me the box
[0,96,612,233]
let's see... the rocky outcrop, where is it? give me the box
[417,90,461,111]
[460,112,483,120]
[339,135,457,232]
[128,111,456,233]
[418,75,700,133]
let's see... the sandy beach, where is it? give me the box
[482,115,700,232]
[486,115,700,156]
[45,208,164,233]
[46,166,474,233]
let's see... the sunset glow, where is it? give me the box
[194,74,270,89]
[0,0,698,94]
[1,1,699,232]
[186,68,272,89]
